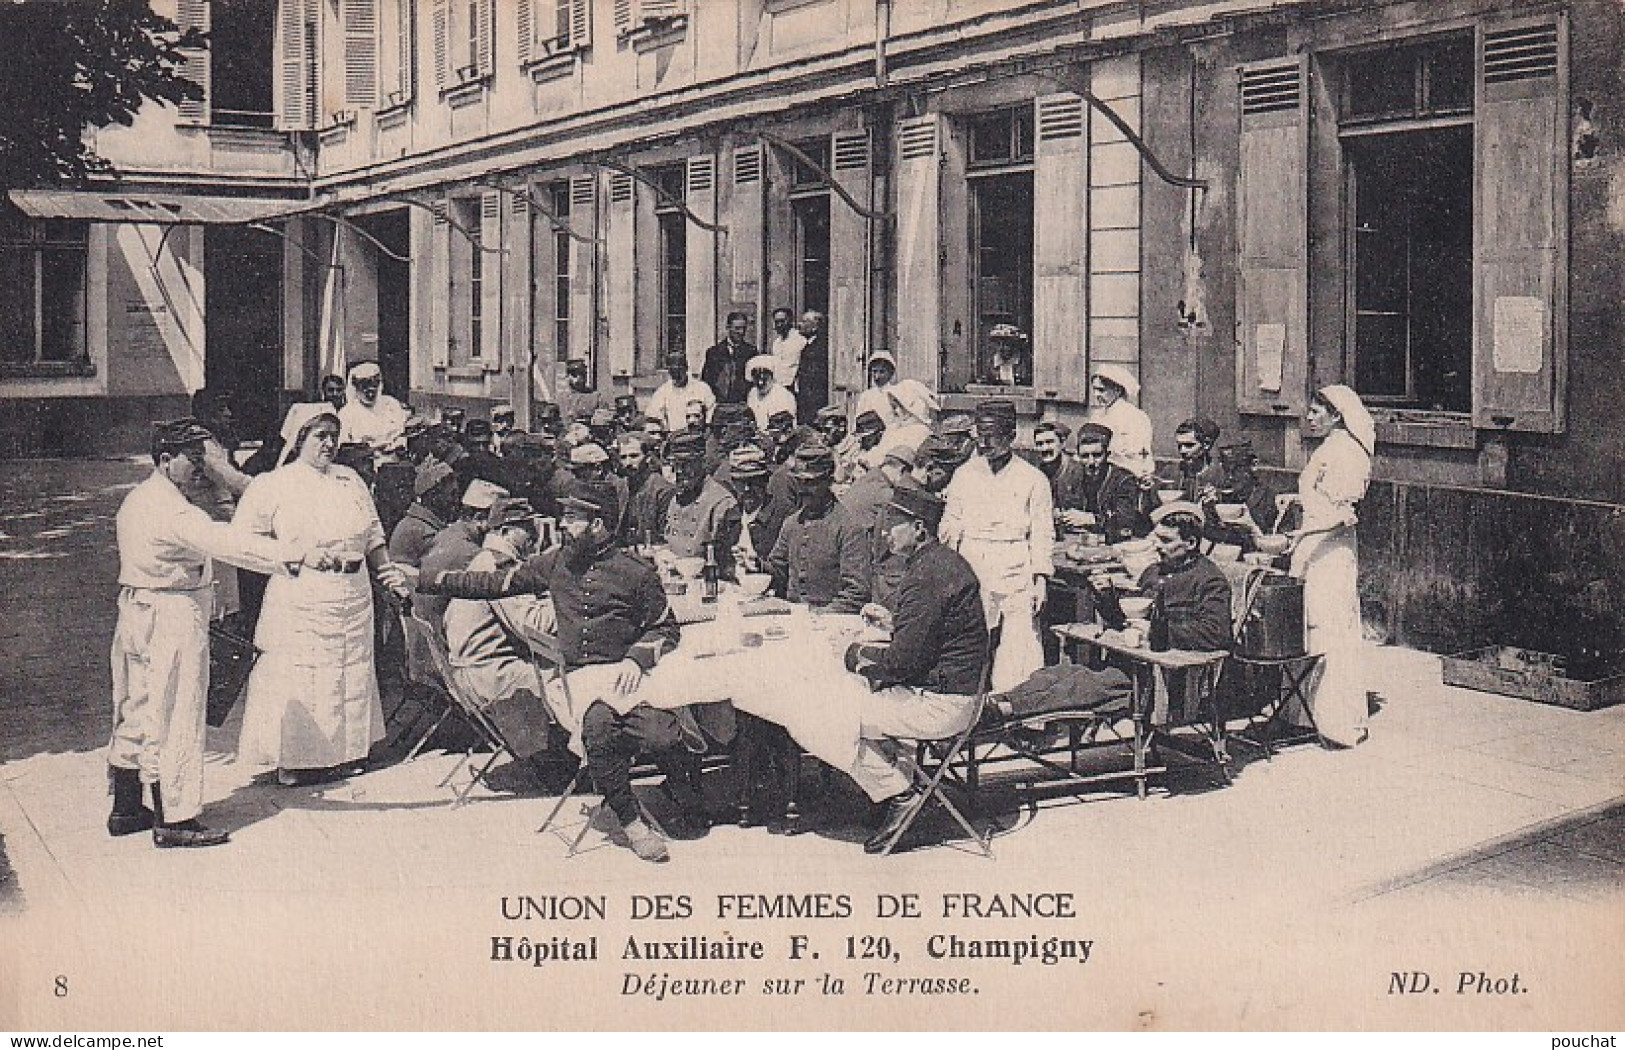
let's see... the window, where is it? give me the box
[551,181,571,360]
[1347,128,1473,411]
[790,137,829,188]
[970,174,1034,385]
[613,0,689,38]
[1342,36,1473,124]
[967,106,1034,169]
[956,107,1035,390]
[210,0,275,126]
[793,196,831,318]
[652,165,687,361]
[1340,35,1475,413]
[378,0,415,106]
[0,219,88,371]
[519,0,592,63]
[433,0,492,91]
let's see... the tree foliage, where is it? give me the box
[0,0,205,188]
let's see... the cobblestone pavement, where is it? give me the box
[1,457,1622,1029]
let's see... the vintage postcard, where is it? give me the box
[1,0,1622,1033]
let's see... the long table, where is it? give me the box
[596,597,886,786]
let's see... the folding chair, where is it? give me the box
[870,624,1000,858]
[410,611,534,806]
[393,611,468,762]
[532,646,723,857]
[527,633,601,852]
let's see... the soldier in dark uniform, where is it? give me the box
[765,441,871,613]
[500,431,565,520]
[839,485,989,853]
[420,482,706,864]
[388,460,461,568]
[1055,423,1151,542]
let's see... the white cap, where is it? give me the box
[460,478,509,510]
[1094,364,1140,401]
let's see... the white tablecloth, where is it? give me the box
[620,609,882,777]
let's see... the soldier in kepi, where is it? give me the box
[109,420,338,848]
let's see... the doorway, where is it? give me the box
[354,210,412,399]
[205,225,283,441]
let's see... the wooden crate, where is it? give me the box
[1441,646,1625,712]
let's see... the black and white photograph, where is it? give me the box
[0,0,1621,1033]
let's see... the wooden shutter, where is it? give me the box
[1235,57,1309,417]
[568,175,599,374]
[829,129,872,394]
[568,0,592,48]
[431,0,450,90]
[685,156,718,372]
[507,189,532,389]
[1473,15,1567,434]
[475,0,494,76]
[176,0,210,125]
[480,191,503,371]
[430,200,452,368]
[276,0,315,128]
[612,0,631,36]
[342,0,378,108]
[1032,93,1089,398]
[605,172,637,379]
[893,114,942,386]
[729,144,764,318]
[517,0,534,64]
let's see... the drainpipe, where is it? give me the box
[874,0,891,87]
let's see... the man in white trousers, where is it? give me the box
[938,399,1054,693]
[109,420,323,847]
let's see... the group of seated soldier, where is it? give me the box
[249,357,1284,864]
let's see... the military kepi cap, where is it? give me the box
[887,484,946,529]
[560,480,620,524]
[788,440,836,480]
[154,418,212,451]
[665,431,707,461]
[974,399,1017,425]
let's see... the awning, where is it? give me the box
[7,188,312,225]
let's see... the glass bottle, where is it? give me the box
[701,541,719,604]
[1148,592,1171,652]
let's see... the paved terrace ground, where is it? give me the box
[0,458,1621,1030]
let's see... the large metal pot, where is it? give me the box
[1238,573,1305,659]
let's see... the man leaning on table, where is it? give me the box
[418,482,706,864]
[991,502,1231,722]
[841,485,989,854]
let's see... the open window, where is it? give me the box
[1239,14,1568,436]
[1341,36,1476,413]
[519,0,592,65]
[964,106,1035,391]
[0,218,88,375]
[432,0,493,92]
[652,164,688,364]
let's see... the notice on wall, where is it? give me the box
[124,299,168,361]
[1255,322,1286,392]
[1492,296,1545,374]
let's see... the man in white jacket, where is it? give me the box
[938,399,1054,692]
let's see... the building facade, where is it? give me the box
[5,0,1621,659]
